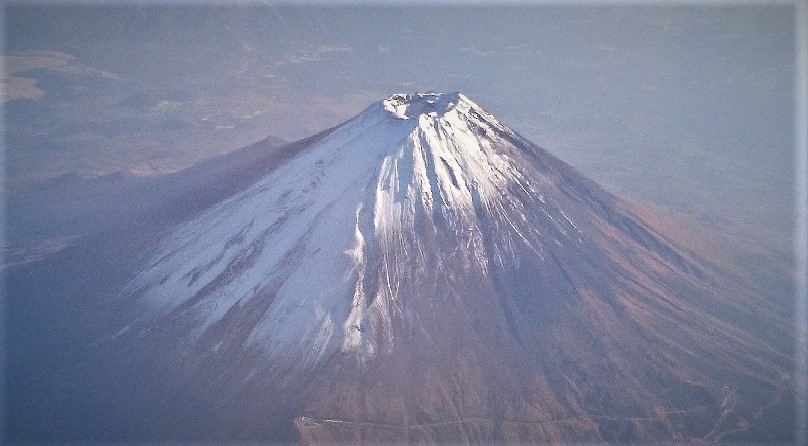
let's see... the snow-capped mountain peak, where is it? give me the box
[102,92,792,444]
[115,92,566,368]
[115,92,699,379]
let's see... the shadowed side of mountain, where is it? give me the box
[3,131,341,268]
[4,131,334,442]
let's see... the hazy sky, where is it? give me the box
[1,2,799,251]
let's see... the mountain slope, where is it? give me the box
[3,133,293,269]
[109,92,793,444]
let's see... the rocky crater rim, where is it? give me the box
[382,92,464,120]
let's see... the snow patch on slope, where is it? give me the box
[342,203,373,358]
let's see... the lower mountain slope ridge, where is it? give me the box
[101,92,795,444]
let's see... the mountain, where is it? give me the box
[101,92,794,443]
[6,93,794,444]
